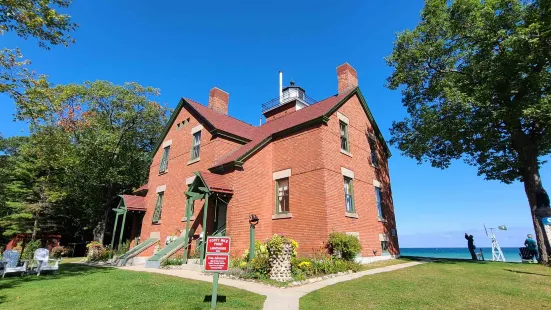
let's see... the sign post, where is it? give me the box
[204,236,231,310]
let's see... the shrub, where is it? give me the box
[266,234,298,256]
[86,241,108,261]
[327,232,362,261]
[51,246,68,259]
[22,240,42,260]
[162,255,184,266]
[248,255,270,278]
[116,240,130,255]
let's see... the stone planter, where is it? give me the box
[268,243,293,282]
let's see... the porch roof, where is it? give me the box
[120,195,147,211]
[194,171,233,194]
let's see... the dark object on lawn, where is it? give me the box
[519,247,535,263]
[465,233,477,260]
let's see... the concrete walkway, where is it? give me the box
[120,261,424,310]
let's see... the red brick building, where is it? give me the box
[124,63,399,266]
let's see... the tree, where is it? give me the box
[0,134,65,241]
[15,80,169,242]
[1,0,77,102]
[386,0,551,263]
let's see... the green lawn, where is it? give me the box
[300,258,551,310]
[0,264,265,310]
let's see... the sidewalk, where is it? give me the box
[120,261,424,310]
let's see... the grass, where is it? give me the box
[59,256,86,264]
[359,258,409,271]
[0,264,265,310]
[300,257,551,310]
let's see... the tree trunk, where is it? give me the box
[93,207,110,243]
[521,159,551,264]
[31,213,39,240]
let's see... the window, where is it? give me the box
[344,176,355,213]
[369,135,379,167]
[152,192,165,223]
[159,146,170,173]
[340,121,349,152]
[191,131,201,160]
[276,178,290,213]
[375,186,384,220]
[381,241,389,255]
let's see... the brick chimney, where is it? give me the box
[208,87,229,115]
[337,63,358,93]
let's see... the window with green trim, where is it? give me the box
[152,192,164,223]
[159,146,170,173]
[275,178,289,213]
[340,121,349,152]
[343,176,355,213]
[381,240,389,255]
[375,186,384,219]
[368,135,379,167]
[191,131,201,160]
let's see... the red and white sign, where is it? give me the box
[205,254,229,272]
[206,236,231,254]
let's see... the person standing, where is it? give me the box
[465,233,477,260]
[524,234,538,262]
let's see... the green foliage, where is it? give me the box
[0,0,77,49]
[266,234,298,256]
[21,239,42,260]
[386,0,551,184]
[327,232,362,261]
[386,0,551,263]
[116,240,131,255]
[51,245,68,259]
[86,241,110,262]
[3,81,169,242]
[161,255,184,266]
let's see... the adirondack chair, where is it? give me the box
[1,250,28,278]
[32,248,60,276]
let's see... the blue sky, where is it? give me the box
[1,0,547,248]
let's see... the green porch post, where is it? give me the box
[117,208,128,251]
[249,225,255,261]
[109,212,120,259]
[200,192,210,265]
[183,197,192,264]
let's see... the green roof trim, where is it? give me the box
[209,87,391,172]
[151,98,252,159]
[325,87,392,158]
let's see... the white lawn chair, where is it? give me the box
[1,250,28,278]
[33,248,60,276]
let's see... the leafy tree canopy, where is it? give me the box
[386,0,551,262]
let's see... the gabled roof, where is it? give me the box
[151,86,390,170]
[120,195,146,211]
[193,171,233,194]
[209,87,391,171]
[134,184,148,194]
[152,98,255,156]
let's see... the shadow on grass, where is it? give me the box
[0,264,113,293]
[203,295,227,303]
[504,269,550,277]
[401,256,492,264]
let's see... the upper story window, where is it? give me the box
[340,121,349,152]
[159,146,170,174]
[344,176,355,213]
[369,134,379,167]
[375,186,385,220]
[276,178,290,214]
[152,191,165,223]
[191,131,201,160]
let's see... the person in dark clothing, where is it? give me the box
[465,233,477,260]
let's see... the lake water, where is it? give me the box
[400,247,523,262]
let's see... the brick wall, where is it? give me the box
[138,105,241,256]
